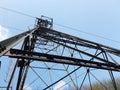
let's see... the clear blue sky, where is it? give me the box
[0,0,120,90]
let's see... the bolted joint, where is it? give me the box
[0,45,6,53]
[17,60,26,67]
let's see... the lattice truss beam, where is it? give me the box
[0,17,120,90]
[6,27,120,71]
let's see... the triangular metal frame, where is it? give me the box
[0,17,120,90]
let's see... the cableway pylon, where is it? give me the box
[0,16,120,90]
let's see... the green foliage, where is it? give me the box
[82,78,120,90]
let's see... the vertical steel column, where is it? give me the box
[5,29,37,90]
[16,36,31,90]
[17,34,37,90]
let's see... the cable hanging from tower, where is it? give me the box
[0,6,120,44]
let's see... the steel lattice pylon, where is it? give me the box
[0,16,120,90]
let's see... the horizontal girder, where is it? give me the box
[6,49,120,72]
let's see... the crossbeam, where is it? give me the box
[7,49,120,72]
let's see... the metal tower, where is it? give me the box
[0,16,120,90]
